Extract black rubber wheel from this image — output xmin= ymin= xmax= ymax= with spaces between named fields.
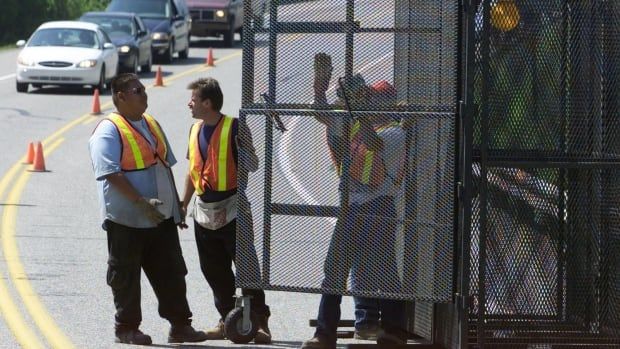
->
xmin=178 ymin=43 xmax=189 ymax=59
xmin=132 ymin=54 xmax=139 ymax=74
xmin=223 ymin=307 xmax=258 ymax=344
xmin=163 ymin=42 xmax=174 ymax=63
xmin=141 ymin=54 xmax=152 ymax=73
xmin=93 ymin=66 xmax=106 ymax=92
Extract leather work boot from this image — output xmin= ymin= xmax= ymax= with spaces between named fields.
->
xmin=254 ymin=315 xmax=272 ymax=344
xmin=168 ymin=324 xmax=208 ymax=343
xmin=205 ymin=319 xmax=226 ymax=339
xmin=300 ymin=336 xmax=336 ymax=349
xmin=115 ymin=328 xmax=152 ymax=345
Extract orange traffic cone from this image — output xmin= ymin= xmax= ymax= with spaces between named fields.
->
xmin=154 ymin=66 xmax=164 ymax=86
xmin=206 ymin=48 xmax=214 ymax=67
xmin=28 ymin=142 xmax=47 ymax=172
xmin=23 ymin=142 xmax=35 ymax=164
xmin=91 ymin=89 xmax=102 ymax=114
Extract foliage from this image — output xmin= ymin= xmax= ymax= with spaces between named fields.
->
xmin=0 ymin=0 xmax=111 ymax=45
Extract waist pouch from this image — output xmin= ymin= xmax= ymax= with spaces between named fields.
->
xmin=190 ymin=194 xmax=237 ymax=230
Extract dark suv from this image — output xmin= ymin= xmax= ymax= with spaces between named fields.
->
xmin=107 ymin=0 xmax=191 ymax=63
xmin=187 ymin=0 xmax=268 ymax=47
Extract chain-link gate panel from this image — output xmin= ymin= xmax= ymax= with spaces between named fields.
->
xmin=470 ymin=0 xmax=620 ymax=346
xmin=237 ymin=0 xmax=458 ymax=302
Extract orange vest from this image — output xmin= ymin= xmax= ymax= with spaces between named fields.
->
xmin=188 ymin=116 xmax=237 ymax=195
xmin=105 ymin=113 xmax=168 ymax=171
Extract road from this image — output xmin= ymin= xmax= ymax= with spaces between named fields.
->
xmin=0 ymin=0 xmax=404 ymax=347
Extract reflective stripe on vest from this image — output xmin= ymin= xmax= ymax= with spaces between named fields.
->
xmin=188 ymin=116 xmax=237 ymax=195
xmin=334 ymin=120 xmax=385 ymax=187
xmin=106 ymin=113 xmax=168 ymax=171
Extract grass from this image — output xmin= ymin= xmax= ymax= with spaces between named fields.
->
xmin=0 ymin=43 xmax=17 ymax=51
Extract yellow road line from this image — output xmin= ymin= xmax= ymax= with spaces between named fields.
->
xmin=2 ymin=138 xmax=73 ymax=349
xmin=0 ymin=162 xmax=44 ymax=349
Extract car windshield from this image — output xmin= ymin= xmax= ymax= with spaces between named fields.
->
xmin=28 ymin=28 xmax=99 ymax=48
xmin=82 ymin=17 xmax=134 ymax=37
xmin=107 ymin=0 xmax=171 ymax=18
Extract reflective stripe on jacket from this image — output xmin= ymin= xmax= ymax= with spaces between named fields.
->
xmin=188 ymin=116 xmax=237 ymax=195
xmin=105 ymin=113 xmax=168 ymax=171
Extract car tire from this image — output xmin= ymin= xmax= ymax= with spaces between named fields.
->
xmin=94 ymin=66 xmax=105 ymax=92
xmin=16 ymin=81 xmax=28 ymax=93
xmin=141 ymin=54 xmax=152 ymax=73
xmin=163 ymin=41 xmax=174 ymax=63
xmin=223 ymin=19 xmax=235 ymax=47
xmin=130 ymin=54 xmax=139 ymax=74
xmin=179 ymin=44 xmax=189 ymax=59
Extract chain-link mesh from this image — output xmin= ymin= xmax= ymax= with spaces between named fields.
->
xmin=470 ymin=0 xmax=620 ymax=346
xmin=237 ymin=0 xmax=457 ymax=302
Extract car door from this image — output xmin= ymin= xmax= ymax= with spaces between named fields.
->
xmin=98 ymin=29 xmax=118 ymax=78
xmin=135 ymin=17 xmax=151 ymax=64
xmin=172 ymin=0 xmax=190 ymax=50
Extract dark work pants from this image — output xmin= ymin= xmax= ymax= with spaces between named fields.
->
xmin=194 ymin=219 xmax=270 ymax=320
xmin=105 ymin=218 xmax=192 ymax=331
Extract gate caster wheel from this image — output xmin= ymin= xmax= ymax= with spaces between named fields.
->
xmin=224 ymin=306 xmax=258 ymax=344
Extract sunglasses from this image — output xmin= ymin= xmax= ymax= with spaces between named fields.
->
xmin=122 ymin=86 xmax=145 ymax=95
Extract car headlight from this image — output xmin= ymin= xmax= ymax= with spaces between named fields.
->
xmin=216 ymin=10 xmax=226 ymax=18
xmin=17 ymin=55 xmax=35 ymax=66
xmin=77 ymin=59 xmax=97 ymax=68
xmin=118 ymin=45 xmax=131 ymax=53
xmin=152 ymin=32 xmax=169 ymax=41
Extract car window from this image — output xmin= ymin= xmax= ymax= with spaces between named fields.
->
xmin=107 ymin=0 xmax=172 ymax=18
xmin=174 ymin=0 xmax=187 ymax=15
xmin=136 ymin=17 xmax=147 ymax=33
xmin=29 ymin=28 xmax=98 ymax=48
xmin=83 ymin=16 xmax=135 ymax=37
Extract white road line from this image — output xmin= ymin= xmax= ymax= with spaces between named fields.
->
xmin=0 ymin=74 xmax=16 ymax=81
xmin=277 ymin=52 xmax=394 ymax=224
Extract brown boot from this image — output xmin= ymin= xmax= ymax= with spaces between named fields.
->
xmin=254 ymin=315 xmax=272 ymax=344
xmin=300 ymin=336 xmax=336 ymax=349
xmin=205 ymin=319 xmax=226 ymax=340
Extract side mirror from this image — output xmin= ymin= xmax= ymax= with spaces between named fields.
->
xmin=172 ymin=14 xmax=184 ymax=22
xmin=138 ymin=30 xmax=147 ymax=37
xmin=103 ymin=42 xmax=115 ymax=50
xmin=16 ymin=40 xmax=26 ymax=47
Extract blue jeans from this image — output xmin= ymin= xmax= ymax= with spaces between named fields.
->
xmin=315 ymin=196 xmax=405 ymax=342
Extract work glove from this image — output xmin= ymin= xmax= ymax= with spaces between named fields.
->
xmin=135 ymin=197 xmax=165 ymax=225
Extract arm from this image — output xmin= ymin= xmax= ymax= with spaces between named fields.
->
xmin=181 ymin=173 xmax=195 ymax=210
xmin=313 ymin=53 xmax=332 ymax=125
xmin=105 ymin=172 xmax=142 ymax=202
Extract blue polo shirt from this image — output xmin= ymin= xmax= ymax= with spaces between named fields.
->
xmin=89 ymin=116 xmax=180 ymax=229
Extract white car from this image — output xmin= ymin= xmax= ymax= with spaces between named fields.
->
xmin=15 ymin=21 xmax=119 ymax=93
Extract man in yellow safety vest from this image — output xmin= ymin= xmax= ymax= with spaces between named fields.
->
xmin=89 ymin=73 xmax=208 ymax=345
